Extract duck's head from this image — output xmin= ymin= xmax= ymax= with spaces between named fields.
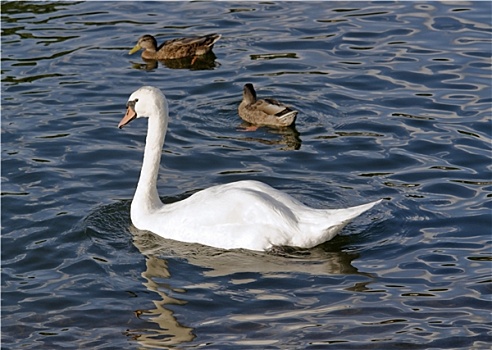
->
xmin=129 ymin=35 xmax=158 ymax=55
xmin=243 ymin=83 xmax=257 ymax=103
xmin=118 ymin=86 xmax=168 ymax=129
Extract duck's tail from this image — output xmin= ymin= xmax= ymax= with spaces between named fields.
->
xmin=204 ymin=33 xmax=222 ymax=47
xmin=277 ymin=110 xmax=298 ymax=126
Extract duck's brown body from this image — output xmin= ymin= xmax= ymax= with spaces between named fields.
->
xmin=129 ymin=34 xmax=221 ymax=60
xmin=238 ymin=83 xmax=298 ymax=127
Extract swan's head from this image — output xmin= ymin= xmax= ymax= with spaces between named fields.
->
xmin=118 ymin=86 xmax=168 ymax=129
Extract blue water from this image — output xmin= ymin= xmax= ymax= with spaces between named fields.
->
xmin=2 ymin=1 xmax=491 ymax=349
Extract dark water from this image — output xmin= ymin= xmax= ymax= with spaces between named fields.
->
xmin=2 ymin=1 xmax=491 ymax=349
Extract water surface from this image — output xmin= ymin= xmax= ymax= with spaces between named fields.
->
xmin=2 ymin=1 xmax=491 ymax=349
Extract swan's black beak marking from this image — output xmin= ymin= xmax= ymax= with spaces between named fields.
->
xmin=118 ymin=100 xmax=138 ymax=129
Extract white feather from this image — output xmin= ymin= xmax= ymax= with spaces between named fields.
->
xmin=119 ymin=86 xmax=382 ymax=251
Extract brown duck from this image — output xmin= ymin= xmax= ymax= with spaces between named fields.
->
xmin=129 ymin=33 xmax=221 ymax=60
xmin=238 ymin=83 xmax=298 ymax=127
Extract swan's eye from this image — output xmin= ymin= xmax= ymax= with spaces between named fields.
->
xmin=126 ymin=99 xmax=138 ymax=109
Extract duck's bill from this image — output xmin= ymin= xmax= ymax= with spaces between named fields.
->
xmin=128 ymin=44 xmax=141 ymax=55
xmin=118 ymin=105 xmax=137 ymax=129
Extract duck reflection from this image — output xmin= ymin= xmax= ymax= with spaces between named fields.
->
xmin=229 ymin=123 xmax=302 ymax=150
xmin=131 ymin=51 xmax=220 ymax=71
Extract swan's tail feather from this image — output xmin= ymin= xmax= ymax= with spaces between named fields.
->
xmin=295 ymin=199 xmax=383 ymax=248
xmin=336 ymin=199 xmax=383 ymax=221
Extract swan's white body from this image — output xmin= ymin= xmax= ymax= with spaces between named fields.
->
xmin=119 ymin=86 xmax=382 ymax=251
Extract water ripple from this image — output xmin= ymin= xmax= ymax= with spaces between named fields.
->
xmin=2 ymin=1 xmax=491 ymax=349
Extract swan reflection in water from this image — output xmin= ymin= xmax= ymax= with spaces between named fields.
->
xmin=124 ymin=227 xmax=195 ymax=347
xmin=84 ymin=200 xmax=374 ymax=348
xmin=125 ymin=222 xmax=373 ymax=347
xmin=130 ymin=224 xmax=368 ymax=276
xmin=127 ymin=220 xmax=370 ymax=347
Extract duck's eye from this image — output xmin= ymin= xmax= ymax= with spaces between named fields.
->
xmin=134 ymin=98 xmax=139 ymax=102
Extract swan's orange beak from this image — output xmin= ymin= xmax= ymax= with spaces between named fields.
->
xmin=118 ymin=103 xmax=137 ymax=129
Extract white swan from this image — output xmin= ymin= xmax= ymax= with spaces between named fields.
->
xmin=118 ymin=86 xmax=382 ymax=251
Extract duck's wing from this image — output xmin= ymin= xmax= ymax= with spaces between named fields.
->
xmin=256 ymin=98 xmax=296 ymax=116
xmin=158 ymin=33 xmax=221 ymax=56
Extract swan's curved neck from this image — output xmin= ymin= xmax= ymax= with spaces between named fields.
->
xmin=133 ymin=103 xmax=168 ymax=213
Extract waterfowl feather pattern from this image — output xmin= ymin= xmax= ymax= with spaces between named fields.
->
xmin=129 ymin=33 xmax=221 ymax=60
xmin=238 ymin=83 xmax=298 ymax=127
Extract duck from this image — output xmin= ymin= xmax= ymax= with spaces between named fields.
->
xmin=129 ymin=33 xmax=221 ymax=60
xmin=238 ymin=83 xmax=298 ymax=127
xmin=118 ymin=86 xmax=382 ymax=251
